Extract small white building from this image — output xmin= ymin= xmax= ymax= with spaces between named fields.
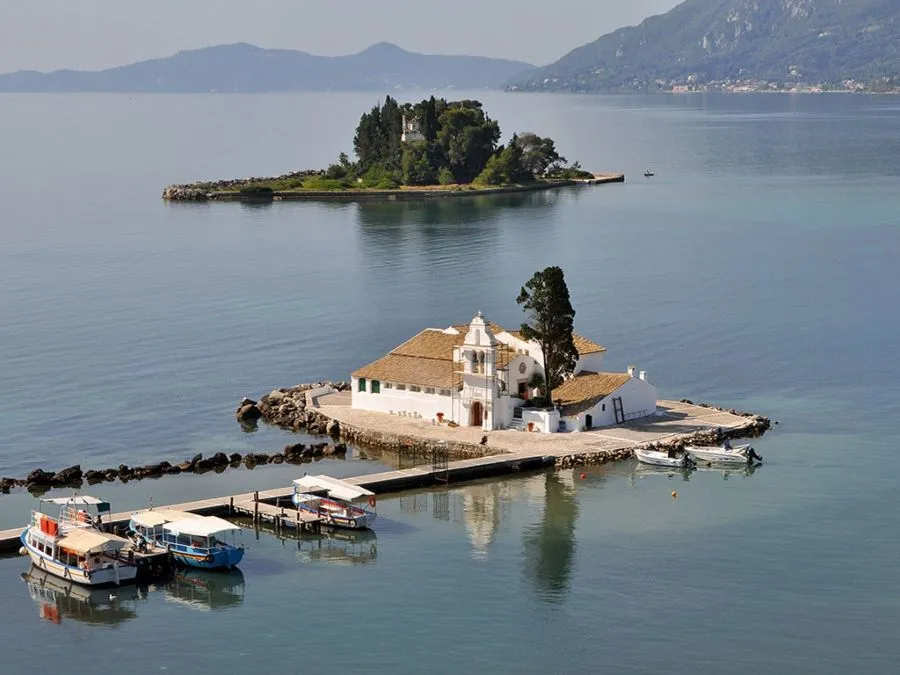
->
xmin=351 ymin=312 xmax=658 ymax=433
xmin=401 ymin=114 xmax=425 ymax=143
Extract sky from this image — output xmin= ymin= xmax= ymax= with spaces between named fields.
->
xmin=0 ymin=0 xmax=682 ymax=73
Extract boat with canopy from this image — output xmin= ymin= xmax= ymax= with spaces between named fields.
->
xmin=19 ymin=495 xmax=138 ymax=587
xmin=292 ymin=475 xmax=377 ymax=530
xmin=160 ymin=516 xmax=244 ymax=569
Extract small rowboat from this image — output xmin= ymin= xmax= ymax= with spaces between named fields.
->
xmin=685 ymin=444 xmax=761 ymax=466
xmin=635 ymin=447 xmax=691 ymax=468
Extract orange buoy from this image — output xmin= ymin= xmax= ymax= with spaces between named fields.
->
xmin=671 ymin=491 xmax=678 ymax=499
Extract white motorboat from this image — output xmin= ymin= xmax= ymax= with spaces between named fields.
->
xmin=20 ymin=496 xmax=138 ymax=587
xmin=634 ymin=447 xmax=691 ymax=468
xmin=685 ymin=443 xmax=761 ymax=466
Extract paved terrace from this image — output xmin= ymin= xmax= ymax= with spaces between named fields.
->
xmin=316 ymin=394 xmax=755 ymax=458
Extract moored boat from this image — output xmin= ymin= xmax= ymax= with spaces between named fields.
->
xmin=292 ymin=475 xmax=376 ymax=530
xmin=128 ymin=508 xmax=200 ymax=551
xmin=634 ymin=447 xmax=692 ymax=468
xmin=685 ymin=443 xmax=762 ymax=466
xmin=19 ymin=496 xmax=138 ymax=587
xmin=160 ymin=516 xmax=244 ymax=570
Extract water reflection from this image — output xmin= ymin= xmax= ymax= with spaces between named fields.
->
xmin=165 ymin=568 xmax=245 ymax=612
xmin=521 ymin=472 xmax=578 ymax=602
xmin=21 ymin=566 xmax=143 ymax=626
xmin=629 ymin=461 xmax=761 ymax=484
xmin=295 ymin=529 xmax=378 ymax=566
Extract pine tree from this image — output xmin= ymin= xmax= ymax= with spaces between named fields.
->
xmin=516 ymin=266 xmax=578 ymax=405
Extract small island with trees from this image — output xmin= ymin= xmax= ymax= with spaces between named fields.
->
xmin=162 ymin=96 xmax=623 ymax=201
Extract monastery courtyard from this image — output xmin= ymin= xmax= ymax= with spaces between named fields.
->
xmin=316 ymin=393 xmax=757 ymax=459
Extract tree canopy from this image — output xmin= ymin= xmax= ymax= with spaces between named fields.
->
xmin=342 ymin=96 xmax=582 ymax=188
xmin=516 ymin=266 xmax=578 ymax=406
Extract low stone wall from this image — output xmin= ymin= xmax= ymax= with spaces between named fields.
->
xmin=240 ymin=382 xmax=499 ymax=461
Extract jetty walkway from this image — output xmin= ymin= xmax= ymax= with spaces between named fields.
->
xmin=0 ymin=399 xmax=764 ymax=555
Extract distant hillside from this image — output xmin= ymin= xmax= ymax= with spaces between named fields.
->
xmin=508 ymin=0 xmax=900 ymax=92
xmin=0 ymin=42 xmax=534 ymax=93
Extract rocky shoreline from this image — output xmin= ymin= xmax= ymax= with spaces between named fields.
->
xmin=160 ymin=177 xmax=612 ymax=203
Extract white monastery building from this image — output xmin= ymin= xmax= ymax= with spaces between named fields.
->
xmin=351 ymin=312 xmax=658 ymax=433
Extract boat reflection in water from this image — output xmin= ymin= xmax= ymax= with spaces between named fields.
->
xmin=296 ymin=528 xmax=378 ymax=566
xmin=164 ymin=568 xmax=245 ymax=612
xmin=21 ymin=566 xmax=142 ymax=626
xmin=630 ymin=461 xmax=761 ymax=483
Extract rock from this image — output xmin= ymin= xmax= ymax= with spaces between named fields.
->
xmin=26 ymin=469 xmax=55 ymax=486
xmin=52 ymin=465 xmax=83 ymax=486
xmin=84 ymin=470 xmax=103 ymax=485
xmin=326 ymin=419 xmax=340 ymax=437
xmin=240 ymin=397 xmax=257 ymax=407
xmin=271 ymin=455 xmax=284 ymax=464
xmin=229 ymin=453 xmax=243 ymax=465
xmin=194 ymin=458 xmax=214 ymax=472
xmin=210 ymin=452 xmax=229 ymax=467
xmin=332 ymin=443 xmax=348 ymax=455
xmin=104 ymin=468 xmax=119 ymax=480
xmin=0 ymin=477 xmax=14 ymax=493
xmin=164 ymin=464 xmax=182 ymax=474
xmin=236 ymin=404 xmax=262 ymax=422
xmin=268 ymin=389 xmax=285 ymax=403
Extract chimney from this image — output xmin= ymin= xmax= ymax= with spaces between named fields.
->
xmin=627 ymin=365 xmax=636 ymax=378
xmin=639 ymin=370 xmax=647 ymax=381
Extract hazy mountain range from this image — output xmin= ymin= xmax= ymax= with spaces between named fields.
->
xmin=0 ymin=42 xmax=533 ymax=93
xmin=507 ymin=0 xmax=900 ymax=92
xmin=3 ymin=1 xmax=899 ymax=95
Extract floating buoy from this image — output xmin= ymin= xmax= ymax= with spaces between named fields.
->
xmin=580 ymin=473 xmax=586 ymax=480
xmin=671 ymin=491 xmax=677 ymax=499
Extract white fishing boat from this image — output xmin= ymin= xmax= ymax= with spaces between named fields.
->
xmin=292 ymin=475 xmax=377 ymax=530
xmin=634 ymin=447 xmax=691 ymax=468
xmin=685 ymin=443 xmax=761 ymax=466
xmin=19 ymin=496 xmax=138 ymax=587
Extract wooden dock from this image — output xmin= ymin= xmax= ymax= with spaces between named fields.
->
xmin=0 ymin=452 xmax=553 ymax=555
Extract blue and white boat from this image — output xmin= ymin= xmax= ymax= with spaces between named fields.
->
xmin=160 ymin=516 xmax=244 ymax=570
xmin=292 ymin=475 xmax=377 ymax=530
xmin=20 ymin=496 xmax=138 ymax=587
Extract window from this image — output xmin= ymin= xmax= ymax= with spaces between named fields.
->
xmin=439 ymin=389 xmax=451 ymax=397
xmin=371 ymin=380 xmax=381 ymax=394
xmin=602 ymin=404 xmax=606 ymax=411
xmin=410 ymin=385 xmax=421 ymax=393
xmin=384 ymin=382 xmax=393 ymax=389
xmin=397 ymin=384 xmax=406 ymax=391
xmin=358 ymin=378 xmax=366 ymax=392
xmin=425 ymin=387 xmax=435 ymax=394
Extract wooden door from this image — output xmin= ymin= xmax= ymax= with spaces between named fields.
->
xmin=471 ymin=401 xmax=483 ymax=427
xmin=613 ymin=397 xmax=625 ymax=424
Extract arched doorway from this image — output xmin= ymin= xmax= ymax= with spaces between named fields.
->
xmin=470 ymin=401 xmax=483 ymax=427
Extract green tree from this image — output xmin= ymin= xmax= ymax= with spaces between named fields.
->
xmin=401 ymin=142 xmax=437 ymax=186
xmin=516 ymin=266 xmax=578 ymax=405
xmin=514 ymin=133 xmax=565 ymax=177
xmin=436 ymin=104 xmax=500 ymax=183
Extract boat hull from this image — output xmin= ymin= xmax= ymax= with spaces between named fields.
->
xmin=294 ymin=498 xmax=376 ymax=530
xmin=634 ymin=449 xmax=687 ymax=468
xmin=685 ymin=445 xmax=752 ymax=466
xmin=20 ymin=530 xmax=138 ymax=587
xmin=169 ymin=545 xmax=244 ymax=570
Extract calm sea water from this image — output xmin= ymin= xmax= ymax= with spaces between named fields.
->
xmin=1 ymin=92 xmax=899 ymax=673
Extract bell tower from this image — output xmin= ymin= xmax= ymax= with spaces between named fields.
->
xmin=457 ymin=312 xmax=498 ymax=430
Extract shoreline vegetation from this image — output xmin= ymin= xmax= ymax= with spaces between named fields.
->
xmin=163 ymin=95 xmax=623 ymax=202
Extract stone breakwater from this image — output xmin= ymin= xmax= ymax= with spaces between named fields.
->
xmin=163 ymin=169 xmax=325 ymax=201
xmin=240 ymin=382 xmax=502 ymax=461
